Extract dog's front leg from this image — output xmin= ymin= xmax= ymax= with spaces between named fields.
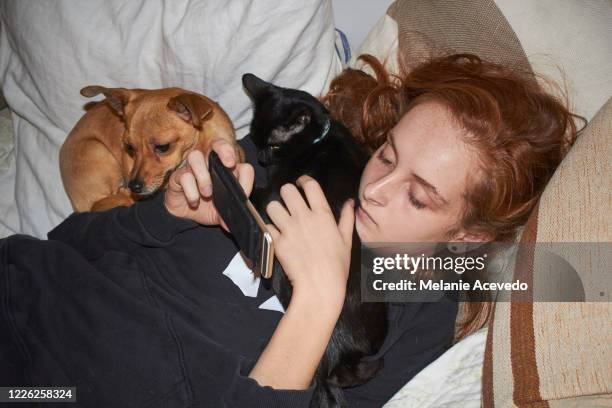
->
xmin=90 ymin=188 xmax=136 ymax=212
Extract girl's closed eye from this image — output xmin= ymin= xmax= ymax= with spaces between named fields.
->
xmin=377 ymin=146 xmax=394 ymax=167
xmin=408 ymin=191 xmax=426 ymax=209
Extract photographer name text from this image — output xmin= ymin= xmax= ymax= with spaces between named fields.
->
xmin=371 ymin=279 xmax=528 ymax=291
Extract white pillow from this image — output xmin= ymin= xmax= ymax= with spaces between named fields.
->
xmin=384 ymin=328 xmax=488 ymax=408
xmin=0 ymin=0 xmax=341 ymax=238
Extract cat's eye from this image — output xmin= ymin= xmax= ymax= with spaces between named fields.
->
xmin=155 ymin=143 xmax=170 ymax=153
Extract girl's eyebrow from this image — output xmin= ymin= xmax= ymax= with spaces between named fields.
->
xmin=388 ymin=131 xmax=449 ymax=207
xmin=413 ymin=174 xmax=449 ymax=207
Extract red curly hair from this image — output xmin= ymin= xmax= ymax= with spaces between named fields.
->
xmin=321 ymin=53 xmax=582 ymax=340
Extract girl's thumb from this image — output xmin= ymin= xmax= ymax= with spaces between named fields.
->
xmin=339 ymin=199 xmax=355 ymax=245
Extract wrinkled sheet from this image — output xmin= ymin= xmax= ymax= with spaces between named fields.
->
xmin=384 ymin=328 xmax=487 ymax=408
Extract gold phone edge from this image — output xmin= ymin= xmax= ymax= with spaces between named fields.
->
xmin=245 ymin=200 xmax=275 ymax=279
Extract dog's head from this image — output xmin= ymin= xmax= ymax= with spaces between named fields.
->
xmin=81 ymin=86 xmax=216 ymax=196
xmin=242 ymin=74 xmax=331 ymax=165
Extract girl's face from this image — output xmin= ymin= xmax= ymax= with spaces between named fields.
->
xmin=356 ymin=100 xmax=483 ymax=244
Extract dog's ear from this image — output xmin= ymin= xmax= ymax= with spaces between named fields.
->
xmin=242 ymin=73 xmax=272 ymax=100
xmin=167 ymin=93 xmax=214 ymax=130
xmin=80 ymin=86 xmax=133 ymax=117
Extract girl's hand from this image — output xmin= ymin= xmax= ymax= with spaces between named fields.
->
xmin=265 ymin=175 xmax=355 ymax=309
xmin=164 ymin=139 xmax=254 ymax=232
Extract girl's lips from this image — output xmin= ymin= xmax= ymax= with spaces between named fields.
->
xmin=357 ymin=206 xmax=377 ymax=225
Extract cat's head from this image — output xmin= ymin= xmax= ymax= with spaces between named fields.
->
xmin=242 ymin=73 xmax=331 ymax=165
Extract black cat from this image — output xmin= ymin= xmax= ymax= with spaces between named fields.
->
xmin=242 ymin=73 xmax=388 ymax=408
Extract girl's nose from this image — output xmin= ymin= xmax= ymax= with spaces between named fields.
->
xmin=363 ymin=174 xmax=395 ymax=207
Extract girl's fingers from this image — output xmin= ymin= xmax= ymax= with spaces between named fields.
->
xmin=167 ymin=166 xmax=188 ymax=193
xmin=186 ymin=149 xmax=212 ymax=197
xmin=338 ymin=199 xmax=356 ymax=247
xmin=209 ymin=138 xmax=236 ymax=168
xmin=265 ymin=200 xmax=291 ymax=230
xmin=236 ymin=163 xmax=255 ymax=196
xmin=295 ymin=175 xmax=331 ymax=214
xmin=279 ymin=182 xmax=310 ymax=216
xmin=178 ymin=168 xmax=200 ymax=207
xmin=265 ymin=223 xmax=281 ymax=242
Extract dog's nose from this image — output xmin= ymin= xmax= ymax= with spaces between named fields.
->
xmin=128 ymin=179 xmax=144 ymax=193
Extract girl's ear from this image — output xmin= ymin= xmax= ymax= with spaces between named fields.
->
xmin=457 ymin=232 xmax=492 ymax=243
xmin=447 ymin=230 xmax=494 ymax=252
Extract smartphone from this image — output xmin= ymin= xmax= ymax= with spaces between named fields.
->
xmin=208 ymin=150 xmax=274 ymax=278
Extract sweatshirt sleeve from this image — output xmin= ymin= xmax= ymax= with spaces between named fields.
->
xmin=221 ymin=357 xmax=316 ymax=408
xmin=47 ymin=190 xmax=198 ymax=260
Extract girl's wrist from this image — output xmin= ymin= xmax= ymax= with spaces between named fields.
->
xmin=290 ymin=284 xmax=346 ymax=319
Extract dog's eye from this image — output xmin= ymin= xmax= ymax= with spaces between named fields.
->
xmin=124 ymin=143 xmax=136 ymax=155
xmin=155 ymin=143 xmax=170 ymax=153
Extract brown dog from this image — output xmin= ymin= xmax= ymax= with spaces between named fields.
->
xmin=60 ymin=86 xmax=243 ymax=212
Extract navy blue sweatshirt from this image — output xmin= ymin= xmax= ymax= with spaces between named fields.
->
xmin=1 ymin=135 xmax=457 ymax=407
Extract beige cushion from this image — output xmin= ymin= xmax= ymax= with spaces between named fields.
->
xmin=350 ymin=0 xmax=533 ymax=83
xmin=350 ymin=13 xmax=400 ymax=75
xmin=483 ymin=98 xmax=612 ymax=406
xmin=387 ymin=0 xmax=532 ymax=76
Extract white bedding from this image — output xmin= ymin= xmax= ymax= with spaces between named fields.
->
xmin=0 ymin=0 xmax=342 ymax=238
xmin=384 ymin=328 xmax=487 ymax=408
xmin=0 ymin=108 xmax=11 ymax=174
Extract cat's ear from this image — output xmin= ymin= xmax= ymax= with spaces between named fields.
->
xmin=242 ymin=73 xmax=272 ymax=100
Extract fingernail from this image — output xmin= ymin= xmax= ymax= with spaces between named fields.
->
xmin=202 ymin=185 xmax=212 ymax=196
